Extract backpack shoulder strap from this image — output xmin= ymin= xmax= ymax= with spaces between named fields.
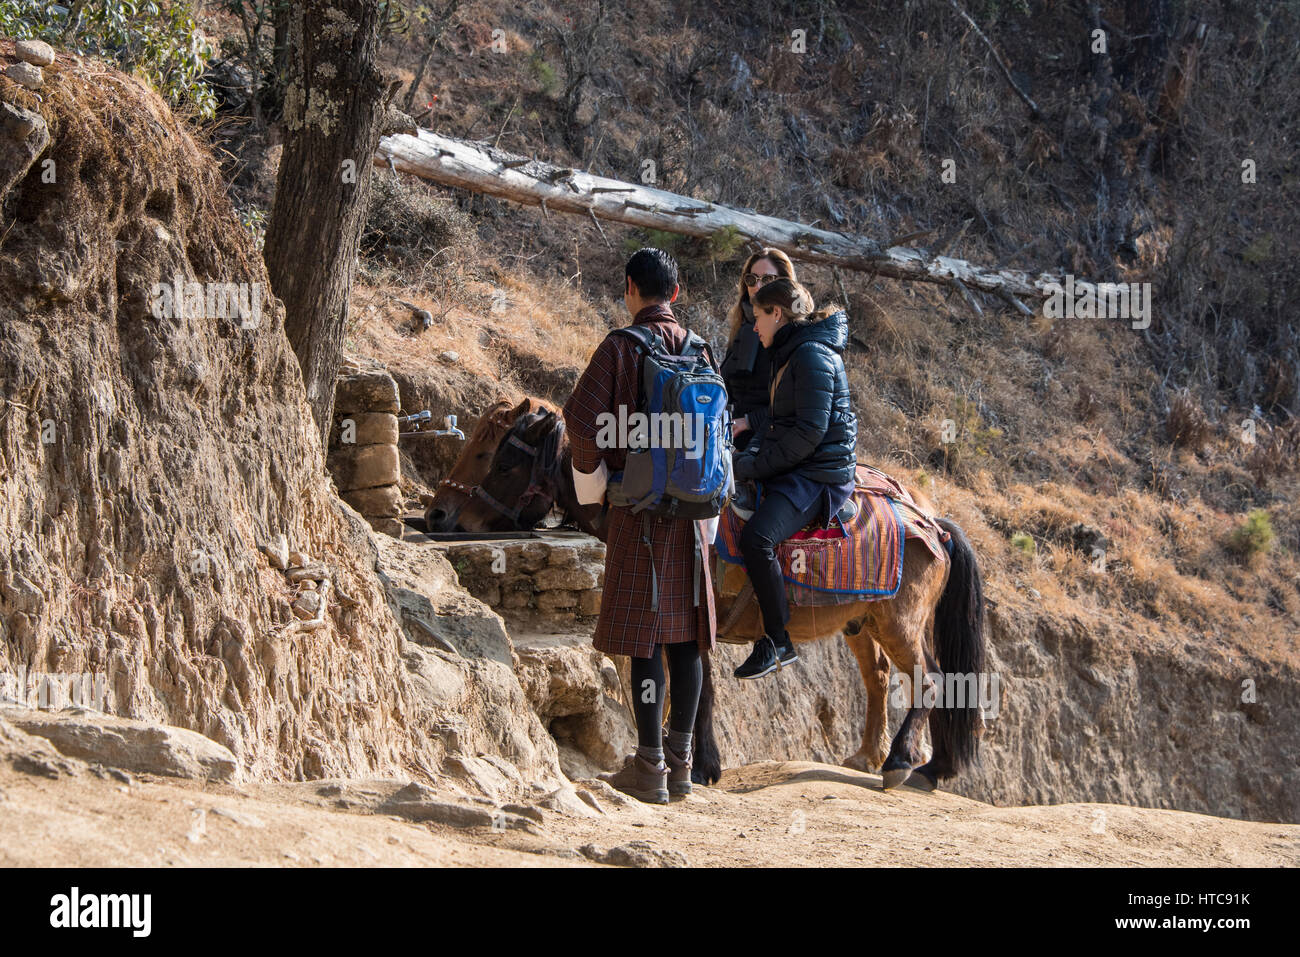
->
xmin=679 ymin=330 xmax=708 ymax=358
xmin=769 ymin=360 xmax=792 ymax=408
xmin=609 ymin=324 xmax=663 ymax=356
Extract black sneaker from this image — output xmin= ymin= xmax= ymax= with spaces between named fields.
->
xmin=733 ymin=635 xmax=779 ymax=680
xmin=775 ymin=635 xmax=799 ymax=668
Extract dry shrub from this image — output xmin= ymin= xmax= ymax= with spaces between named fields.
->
xmin=1075 ymin=383 xmax=1101 ymax=422
xmin=1166 ymin=389 xmax=1212 ymax=450
xmin=1245 ymin=420 xmax=1300 ymax=488
xmin=362 ymin=174 xmax=474 ymax=267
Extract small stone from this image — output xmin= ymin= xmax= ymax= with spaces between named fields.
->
xmin=6 ymin=62 xmax=43 ymax=90
xmin=579 ymin=841 xmax=687 ymax=868
xmin=291 ymin=590 xmax=322 ymax=620
xmin=501 ymin=803 xmax=546 ymax=824
xmin=438 ymin=350 xmax=459 ymax=364
xmin=547 ymin=546 xmax=580 ymax=569
xmin=260 ymin=534 xmax=289 ymax=570
xmin=209 ymin=806 xmax=266 ymax=828
xmin=340 ymin=484 xmax=402 ymax=518
xmin=16 ymin=39 xmax=55 ymax=66
xmin=286 ymin=563 xmax=330 ymax=584
xmin=289 ymin=549 xmax=312 ymax=567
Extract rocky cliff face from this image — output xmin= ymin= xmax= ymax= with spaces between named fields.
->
xmin=0 ymin=49 xmax=572 ymax=797
xmin=960 ymin=599 xmax=1300 ymax=824
xmin=0 ymin=53 xmax=426 ymax=779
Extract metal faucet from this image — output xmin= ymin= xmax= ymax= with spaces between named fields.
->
xmin=397 ymin=411 xmax=465 ymax=440
xmin=431 ymin=414 xmax=465 ymax=441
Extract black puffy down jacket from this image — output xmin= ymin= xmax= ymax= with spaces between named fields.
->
xmin=732 ymin=309 xmax=858 ymax=485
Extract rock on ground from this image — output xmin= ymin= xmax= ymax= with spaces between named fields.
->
xmin=2 ymin=706 xmax=239 ymax=783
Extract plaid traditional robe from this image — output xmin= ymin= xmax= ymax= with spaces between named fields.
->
xmin=562 ymin=303 xmax=718 ymax=658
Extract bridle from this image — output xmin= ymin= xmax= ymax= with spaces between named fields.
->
xmin=466 ymin=418 xmax=565 ymax=527
xmin=436 ymin=478 xmax=476 ymax=496
xmin=433 ymin=408 xmax=527 ymax=502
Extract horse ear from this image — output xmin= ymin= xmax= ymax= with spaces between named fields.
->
xmin=524 ymin=409 xmax=557 ymax=440
xmin=509 ymin=397 xmax=531 ymax=419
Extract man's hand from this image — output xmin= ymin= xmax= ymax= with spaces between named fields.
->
xmin=730 ymin=415 xmax=750 ymax=440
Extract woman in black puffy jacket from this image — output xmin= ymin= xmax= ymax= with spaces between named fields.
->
xmin=730 ymin=278 xmax=858 ymax=680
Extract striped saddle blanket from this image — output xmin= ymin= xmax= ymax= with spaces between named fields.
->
xmin=715 ymin=465 xmax=950 ymax=605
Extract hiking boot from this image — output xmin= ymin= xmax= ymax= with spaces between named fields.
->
xmin=665 ymin=744 xmax=693 ymax=797
xmin=599 ymin=753 xmax=669 ymax=805
xmin=734 ymin=635 xmax=779 ymax=679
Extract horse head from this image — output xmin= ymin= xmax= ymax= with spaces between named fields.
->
xmin=423 ymin=396 xmax=551 ymax=532
xmin=452 ymin=408 xmax=566 ymax=533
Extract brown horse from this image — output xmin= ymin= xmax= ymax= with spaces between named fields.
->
xmin=451 ymin=408 xmax=987 ymax=792
xmin=423 ymin=396 xmax=556 ymax=533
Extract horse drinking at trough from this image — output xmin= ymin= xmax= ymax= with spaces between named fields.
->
xmin=448 ymin=403 xmax=988 ymax=792
xmin=422 ymin=396 xmax=576 ymax=533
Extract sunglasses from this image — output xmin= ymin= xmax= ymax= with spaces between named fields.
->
xmin=743 ymin=273 xmax=780 ymax=288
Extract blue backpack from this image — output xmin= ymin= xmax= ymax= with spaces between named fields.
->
xmin=605 ymin=325 xmax=732 ymax=520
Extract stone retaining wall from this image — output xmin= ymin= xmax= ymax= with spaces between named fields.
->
xmin=434 ymin=536 xmax=606 ymax=621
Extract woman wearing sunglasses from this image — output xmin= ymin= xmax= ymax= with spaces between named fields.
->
xmin=719 ymin=248 xmax=798 ymax=452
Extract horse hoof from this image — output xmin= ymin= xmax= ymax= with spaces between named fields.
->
xmin=903 ymin=771 xmax=937 ymax=792
xmin=881 ymin=768 xmax=911 ymax=790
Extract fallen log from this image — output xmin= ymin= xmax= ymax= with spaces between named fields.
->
xmin=375 ymin=129 xmax=1060 ymax=304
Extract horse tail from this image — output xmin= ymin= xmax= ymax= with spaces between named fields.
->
xmin=692 ymin=648 xmax=722 ymax=785
xmin=930 ymin=518 xmax=987 ymax=777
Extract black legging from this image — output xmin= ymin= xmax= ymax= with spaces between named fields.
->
xmin=738 ymin=489 xmax=823 ymax=642
xmin=629 ymin=642 xmax=703 ymax=748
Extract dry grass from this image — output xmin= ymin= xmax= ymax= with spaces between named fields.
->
xmin=309 ymin=1 xmax=1300 ymax=671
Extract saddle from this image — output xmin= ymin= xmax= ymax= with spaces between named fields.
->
xmin=714 ymin=465 xmax=952 ymax=640
xmin=728 ymin=481 xmax=859 ymax=531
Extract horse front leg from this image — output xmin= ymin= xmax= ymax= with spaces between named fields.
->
xmin=842 ymin=625 xmax=891 ymax=772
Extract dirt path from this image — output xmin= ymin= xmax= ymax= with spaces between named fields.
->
xmin=2 ymin=759 xmax=1295 ymax=867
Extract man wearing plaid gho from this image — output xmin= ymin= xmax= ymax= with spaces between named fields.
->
xmin=562 ymin=248 xmax=719 ymax=804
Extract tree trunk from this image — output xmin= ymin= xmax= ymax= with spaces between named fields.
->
xmin=374 ymin=129 xmax=1065 ymax=305
xmin=264 ymin=0 xmax=391 ymax=444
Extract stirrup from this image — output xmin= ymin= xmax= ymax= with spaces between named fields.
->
xmin=729 ymin=481 xmax=757 ymax=521
xmin=835 ymin=497 xmax=858 ymax=525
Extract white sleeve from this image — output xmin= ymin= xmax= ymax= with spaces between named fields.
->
xmin=702 ymin=515 xmax=720 ymax=545
xmin=571 ymin=459 xmax=609 ymax=505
